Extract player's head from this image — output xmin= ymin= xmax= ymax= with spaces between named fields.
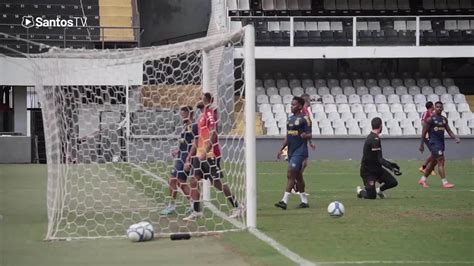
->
xmin=291 ymin=96 xmax=304 ymax=114
xmin=425 ymin=101 xmax=434 ymax=111
xmin=202 ymin=92 xmax=214 ymax=106
xmin=180 ymin=106 xmax=194 ymax=123
xmin=301 ymin=93 xmax=310 ymax=107
xmin=371 ymin=117 xmax=383 ymax=134
xmin=434 ymin=101 xmax=443 ymax=115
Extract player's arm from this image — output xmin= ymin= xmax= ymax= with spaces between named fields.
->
xmin=300 ymin=116 xmax=312 ymax=140
xmin=373 ymin=138 xmax=400 ymax=172
xmin=277 ymin=136 xmax=288 ymax=159
xmin=419 ymin=117 xmax=432 ymax=152
xmin=445 ymin=118 xmax=461 ymax=143
xmin=206 ymin=112 xmax=218 ymax=154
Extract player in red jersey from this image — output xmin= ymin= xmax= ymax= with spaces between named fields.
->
xmin=419 ymin=101 xmax=436 ymax=177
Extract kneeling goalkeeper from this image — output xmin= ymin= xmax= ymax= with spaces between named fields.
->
xmin=357 ymin=117 xmax=401 ymax=199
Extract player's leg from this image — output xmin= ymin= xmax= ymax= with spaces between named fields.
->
xmin=183 ymin=157 xmax=203 ymax=221
xmin=419 ymin=143 xmax=439 ymax=188
xmin=161 ymin=160 xmax=182 ymax=215
xmin=208 ymin=158 xmax=242 ymax=218
xmin=419 ymin=139 xmax=436 ymax=175
xmin=376 ymin=169 xmax=398 ymax=198
xmin=294 ymin=156 xmax=308 ymax=208
xmin=437 ymin=154 xmax=454 ymax=188
xmin=357 ymin=174 xmax=377 ymax=199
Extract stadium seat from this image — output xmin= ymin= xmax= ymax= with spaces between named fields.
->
xmin=322 ymin=94 xmax=335 ymax=104
xmin=421 ymin=86 xmax=434 ymax=95
xmin=264 ymin=79 xmax=276 ymax=88
xmin=347 ymin=94 xmax=360 ymax=104
xmin=344 ymin=86 xmax=356 ymax=95
xmin=351 ymin=103 xmax=364 ymax=113
xmin=276 ymin=79 xmax=289 ymax=88
xmin=256 ymin=86 xmax=266 ymax=96
xmin=331 ymin=86 xmax=344 ymax=95
xmin=414 ymin=94 xmax=426 ymax=104
xmin=302 ymin=79 xmax=314 ymax=88
xmin=390 ymin=126 xmax=403 ymax=135
xmin=256 ymin=79 xmax=263 ymax=87
xmin=443 ymin=78 xmax=455 ymax=87
xmin=447 ymin=85 xmax=460 ymax=94
xmin=390 ymin=103 xmax=403 ymax=112
xmin=434 ymin=86 xmax=447 ymax=95
xmin=259 ymin=103 xmax=272 ymax=113
xmin=340 ymin=78 xmax=352 ymax=88
xmin=314 ymin=79 xmax=327 ymax=88
xmin=328 ymin=79 xmax=340 ymax=88
xmin=311 ymin=103 xmax=325 ymax=113
xmin=453 ymin=94 xmax=467 ymax=104
xmin=293 ymin=87 xmax=305 ymax=96
xmin=391 ymin=78 xmax=403 ymax=87
xmin=374 ymin=95 xmax=387 ymax=104
xmin=381 ymin=112 xmax=393 ymax=121
xmin=320 ymin=126 xmax=334 ymax=135
xmin=416 ymin=103 xmax=427 ymax=112
xmin=461 ymin=111 xmax=473 ymax=120
xmin=289 ymin=79 xmax=301 ymax=88
xmin=267 ymin=87 xmax=279 ymax=96
xmin=279 ymin=87 xmax=292 ymax=96
xmin=404 ymin=103 xmax=417 ymax=112
xmin=357 ymin=86 xmax=369 ymax=95
xmin=440 ymin=93 xmax=453 ymax=103
xmin=401 ymin=94 xmax=414 ymax=104
xmin=406 ymin=111 xmax=420 ymax=121
xmin=272 ymin=103 xmax=285 ymax=113
xmin=306 ymin=87 xmax=318 ymax=95
xmin=282 ymin=94 xmax=294 ymax=104
xmin=396 ymin=86 xmax=408 ymax=95
xmin=335 ymin=94 xmax=348 ymax=103
xmin=378 ymin=79 xmax=390 ymax=88
xmin=367 ymin=112 xmax=382 ymax=120
xmin=417 ymin=78 xmax=429 ymax=87
xmin=448 ymin=111 xmax=461 ymax=121
xmin=340 ymin=111 xmax=353 ymax=121
xmin=404 ymin=79 xmax=417 ymax=87
xmin=382 ymin=86 xmax=395 ymax=95
xmin=377 ymin=103 xmax=390 ymax=113
xmin=334 ymin=126 xmax=348 ymax=135
xmin=408 ymin=86 xmax=421 ymax=95
xmin=366 ymin=79 xmax=378 ymax=88
xmin=386 ymin=119 xmax=399 ymax=129
xmin=270 ymin=95 xmax=283 ymax=104
xmin=325 ymin=103 xmax=338 ymax=113
xmin=403 ymin=126 xmax=416 ymax=135
xmin=369 ymin=86 xmax=382 ymax=95
xmin=468 ymin=118 xmax=474 ymax=128
xmin=393 ymin=111 xmax=406 ymax=121
xmin=318 ymin=87 xmax=331 ymax=95
xmin=457 ymin=103 xmax=471 ymax=112
xmin=364 ymin=103 xmax=377 ymax=113
xmin=353 ymin=79 xmax=365 ymax=88
xmin=361 ymin=94 xmax=374 ymax=104
xmin=354 ymin=111 xmax=367 ymax=121
xmin=427 ymin=94 xmax=439 ymax=102
xmin=330 ymin=113 xmax=342 ymax=122
xmin=257 ymin=94 xmax=270 ymax=104
xmin=387 ymin=94 xmax=401 ymax=104
xmin=430 ymin=78 xmax=442 ymax=87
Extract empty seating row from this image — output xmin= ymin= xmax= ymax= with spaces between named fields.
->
xmin=257 ymin=77 xmax=458 ymax=89
xmin=0 ymin=3 xmax=99 ymax=16
xmin=260 ymin=71 xmax=456 ymax=80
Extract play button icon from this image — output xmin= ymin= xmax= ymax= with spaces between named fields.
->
xmin=22 ymin=15 xmax=35 ymax=28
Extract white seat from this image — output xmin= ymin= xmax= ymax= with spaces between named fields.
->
xmin=369 ymin=86 xmax=382 ymax=95
xmin=264 ymin=79 xmax=276 ymax=88
xmin=269 ymin=94 xmax=282 ymax=104
xmin=354 ymin=111 xmax=367 ymax=121
xmin=374 ymin=94 xmax=387 ymax=104
xmin=314 ymin=79 xmax=327 ymax=88
xmin=276 ymin=79 xmax=289 ymax=88
xmin=395 ymin=86 xmax=408 ymax=95
xmin=401 ymin=94 xmax=413 ymax=104
xmin=258 ymin=103 xmax=271 ymax=113
xmin=340 ymin=112 xmax=353 ymax=121
xmin=457 ymin=126 xmax=471 ymax=136
xmin=311 ymin=103 xmax=325 ymax=113
xmin=266 ymin=126 xmax=280 ymax=136
xmin=391 ymin=78 xmax=403 ymax=87
xmin=417 ymin=78 xmax=429 ymax=87
xmin=305 ymin=21 xmax=318 ymax=31
xmin=408 ymin=86 xmax=421 ymax=95
xmin=256 ymin=79 xmax=264 ymax=87
xmin=361 ymin=94 xmax=374 ymax=104
xmin=322 ymin=94 xmax=335 ymax=104
xmin=364 ymin=103 xmax=377 ymax=113
xmin=390 ymin=126 xmax=403 ymax=136
xmin=292 ymin=87 xmax=305 ymax=96
xmin=340 ymin=79 xmax=352 ymax=88
xmin=393 ymin=112 xmax=406 ymax=121
xmin=325 ymin=104 xmax=337 ymax=113
xmin=302 ymin=79 xmax=314 ymax=88
xmin=348 ymin=94 xmax=361 ymax=104
xmin=461 ymin=111 xmax=473 ymax=120
xmin=275 ymin=111 xmax=287 ymax=120
xmin=314 ymin=112 xmax=327 ymax=120
xmin=257 ymin=94 xmax=269 ymax=104
xmin=351 ymin=103 xmax=364 ymax=113
xmin=289 ymin=79 xmax=302 ymax=88
xmin=416 ymin=103 xmax=426 ymax=113
xmin=312 ymin=123 xmax=320 ymax=135
xmin=404 ymin=103 xmax=417 ymax=113
xmin=378 ymin=79 xmax=390 ymax=88
xmin=319 ymin=119 xmax=332 ymax=128
xmin=453 ymin=94 xmax=466 ymax=104
xmin=320 ymin=126 xmax=334 ymax=135
xmin=427 ymin=94 xmax=439 ymax=103
xmin=404 ymin=78 xmax=416 ymax=87
xmin=334 ymin=126 xmax=348 ymax=135
xmin=454 ymin=118 xmax=468 ymax=128
xmin=421 ymin=86 xmax=434 ymax=95
xmin=366 ymin=79 xmax=378 ymax=88
xmin=386 ymin=120 xmax=399 ymax=129
xmin=305 ymin=87 xmax=318 ymax=95
xmin=414 ymin=94 xmax=426 ymax=104
xmin=285 ymin=103 xmax=292 ymax=113
xmin=331 ymin=86 xmax=344 ymax=95
xmin=447 ymin=111 xmax=460 ymax=121
xmin=318 ymin=87 xmax=330 ymax=95
xmin=443 ymin=78 xmax=455 ymax=87
xmin=434 ymin=86 xmax=447 ymax=95
xmin=406 ymin=111 xmax=420 ymax=121
xmin=429 ymin=78 xmax=442 ymax=88
xmin=256 ymin=86 xmax=267 ymax=96
xmin=282 ymin=94 xmax=294 ymax=104
xmin=353 ymin=79 xmax=365 ymax=88
xmin=367 ymin=112 xmax=382 ymax=120
xmin=387 ymin=94 xmax=400 ymax=104
xmin=333 ymin=119 xmax=345 ymax=129
xmin=403 ymin=126 xmax=417 ymax=135
xmin=338 ymin=103 xmax=351 ymax=113
xmin=390 ymin=103 xmax=403 ymax=113
xmin=377 ymin=103 xmax=390 ymax=113
xmin=327 ymin=112 xmax=341 ymax=121
xmin=328 ymin=79 xmax=340 ymax=88
xmin=447 ymin=85 xmax=460 ymax=95
xmin=279 ymin=87 xmax=292 ymax=96
xmin=261 ymin=111 xmax=274 ymax=123
xmin=335 ymin=94 xmax=348 ymax=104
xmin=458 ymin=103 xmax=471 ymax=112
xmin=381 ymin=112 xmax=393 ymax=121
xmin=272 ymin=103 xmax=285 ymax=113
xmin=359 ymin=118 xmax=371 ymax=129
xmin=343 ymin=86 xmax=356 ymax=95
xmin=266 ymin=86 xmax=279 ymax=96
xmin=400 ymin=119 xmax=413 ymax=128
xmin=440 ymin=93 xmax=453 ymax=103
xmin=468 ymin=118 xmax=474 ymax=128
xmin=357 ymin=86 xmax=369 ymax=95
xmin=382 ymin=86 xmax=395 ymax=96
xmin=348 ymin=126 xmax=361 ymax=135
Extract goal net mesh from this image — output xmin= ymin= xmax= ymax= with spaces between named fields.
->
xmin=32 ymin=29 xmax=249 ymax=240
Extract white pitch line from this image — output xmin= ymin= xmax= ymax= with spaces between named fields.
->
xmin=132 ymin=164 xmax=317 ymax=266
xmin=318 ymin=261 xmax=474 ymax=265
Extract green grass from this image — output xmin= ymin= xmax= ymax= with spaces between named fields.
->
xmin=1 ymin=160 xmax=473 ymax=265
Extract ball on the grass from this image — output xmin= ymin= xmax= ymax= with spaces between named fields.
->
xmin=138 ymin=221 xmax=154 ymax=241
xmin=127 ymin=223 xmax=145 ymax=242
xmin=327 ymin=201 xmax=345 ymax=218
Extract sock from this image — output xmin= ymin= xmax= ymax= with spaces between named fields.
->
xmin=420 ymin=176 xmax=427 ymax=182
xmin=282 ymin=192 xmax=290 ymax=204
xmin=376 ymin=187 xmax=382 ymax=194
xmin=422 ymin=164 xmax=426 ymax=169
xmin=441 ymin=178 xmax=448 ymax=185
xmin=299 ymin=192 xmax=308 ymax=204
xmin=227 ymin=196 xmax=238 ymax=208
xmin=168 ymin=201 xmax=176 ymax=209
xmin=193 ymin=201 xmax=200 ymax=212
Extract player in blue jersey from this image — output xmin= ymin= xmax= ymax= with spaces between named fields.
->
xmin=161 ymin=106 xmax=198 ymax=215
xmin=275 ymin=96 xmax=312 ymax=210
xmin=418 ymin=101 xmax=460 ymax=188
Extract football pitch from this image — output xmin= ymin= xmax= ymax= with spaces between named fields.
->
xmin=1 ymin=160 xmax=473 ymax=266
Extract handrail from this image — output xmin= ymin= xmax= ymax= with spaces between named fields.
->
xmin=150 ymin=31 xmax=208 ymax=46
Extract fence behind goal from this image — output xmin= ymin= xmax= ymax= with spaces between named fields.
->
xmin=32 ymin=26 xmax=255 ymax=240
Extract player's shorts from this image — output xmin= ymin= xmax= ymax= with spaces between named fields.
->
xmin=429 ymin=142 xmax=445 ymax=159
xmin=423 ymin=138 xmax=430 ymax=147
xmin=288 ymin=155 xmax=306 ymax=171
xmin=191 ymin=157 xmax=223 ymax=180
xmin=171 ymin=158 xmax=190 ymax=182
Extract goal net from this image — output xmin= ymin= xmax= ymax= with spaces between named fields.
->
xmin=32 ymin=27 xmax=255 ymax=240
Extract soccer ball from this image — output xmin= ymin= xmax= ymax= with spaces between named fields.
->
xmin=327 ymin=201 xmax=345 ymax=218
xmin=127 ymin=221 xmax=154 ymax=242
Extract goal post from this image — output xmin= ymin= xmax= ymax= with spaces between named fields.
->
xmin=33 ymin=26 xmax=255 ymax=240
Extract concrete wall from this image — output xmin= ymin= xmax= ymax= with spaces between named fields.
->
xmin=0 ymin=136 xmax=31 ymax=163
xmin=257 ymin=136 xmax=474 ymax=161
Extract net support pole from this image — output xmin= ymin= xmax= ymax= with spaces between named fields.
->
xmin=125 ymin=84 xmax=130 ymax=163
xmin=202 ymin=50 xmax=212 ymax=202
xmin=244 ymin=25 xmax=256 ymax=228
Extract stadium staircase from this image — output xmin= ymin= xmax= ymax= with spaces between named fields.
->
xmin=99 ymin=0 xmax=134 ymax=42
xmin=466 ymin=95 xmax=474 ymax=111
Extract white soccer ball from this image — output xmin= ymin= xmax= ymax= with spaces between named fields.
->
xmin=127 ymin=223 xmax=145 ymax=242
xmin=327 ymin=201 xmax=345 ymax=218
xmin=137 ymin=221 xmax=154 ymax=241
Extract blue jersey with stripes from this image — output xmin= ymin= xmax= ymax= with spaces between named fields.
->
xmin=286 ymin=113 xmax=312 ymax=158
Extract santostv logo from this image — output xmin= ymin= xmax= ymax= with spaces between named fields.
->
xmin=22 ymin=15 xmax=35 ymax=28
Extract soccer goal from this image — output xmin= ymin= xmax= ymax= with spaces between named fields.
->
xmin=33 ymin=26 xmax=255 ymax=240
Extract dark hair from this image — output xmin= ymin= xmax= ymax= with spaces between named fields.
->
xmin=435 ymin=101 xmax=443 ymax=106
xmin=180 ymin=105 xmax=194 ymax=115
xmin=371 ymin=117 xmax=382 ymax=130
xmin=203 ymin=92 xmax=214 ymax=103
xmin=292 ymin=96 xmax=305 ymax=107
xmin=425 ymin=101 xmax=433 ymax=109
